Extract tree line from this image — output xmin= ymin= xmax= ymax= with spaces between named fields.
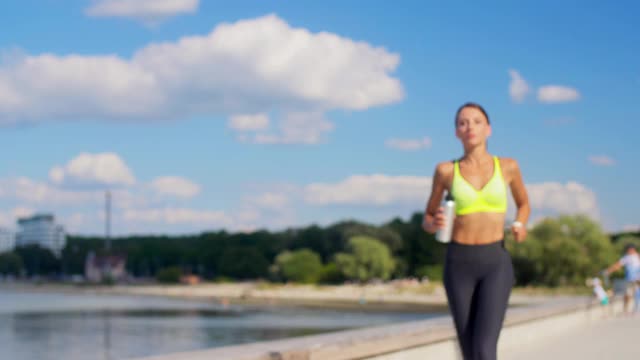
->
xmin=0 ymin=213 xmax=637 ymax=287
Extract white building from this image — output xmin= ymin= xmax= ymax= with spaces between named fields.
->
xmin=0 ymin=228 xmax=15 ymax=253
xmin=15 ymin=214 xmax=66 ymax=257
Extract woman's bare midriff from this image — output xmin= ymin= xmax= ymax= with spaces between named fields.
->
xmin=451 ymin=212 xmax=505 ymax=244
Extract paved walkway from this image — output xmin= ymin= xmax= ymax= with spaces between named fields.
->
xmin=504 ymin=313 xmax=640 ymax=360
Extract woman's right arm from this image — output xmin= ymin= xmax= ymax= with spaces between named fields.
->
xmin=422 ymin=162 xmax=450 ymax=233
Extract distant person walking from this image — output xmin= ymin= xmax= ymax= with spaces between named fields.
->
xmin=603 ymin=243 xmax=640 ymax=314
xmin=422 ymin=103 xmax=530 ymax=360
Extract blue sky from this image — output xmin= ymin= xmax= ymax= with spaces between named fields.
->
xmin=0 ymin=0 xmax=637 ymax=235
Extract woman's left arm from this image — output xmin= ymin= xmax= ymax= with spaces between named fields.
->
xmin=506 ymin=158 xmax=530 ymax=242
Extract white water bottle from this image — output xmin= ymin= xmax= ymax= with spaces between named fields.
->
xmin=436 ymin=193 xmax=455 ymax=243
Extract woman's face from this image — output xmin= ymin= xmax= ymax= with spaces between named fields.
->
xmin=455 ymin=106 xmax=491 ymax=147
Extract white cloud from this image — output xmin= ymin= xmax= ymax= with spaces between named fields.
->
xmin=622 ymin=224 xmax=640 ymax=232
xmin=63 ymin=213 xmax=93 ymax=233
xmin=50 ymin=152 xmax=136 ymax=186
xmin=249 ymin=192 xmax=289 ymax=211
xmin=108 ymin=188 xmax=149 ymax=209
xmin=117 ymin=206 xmax=275 ymax=234
xmin=0 ymin=177 xmax=102 ymax=205
xmin=0 ymin=54 xmax=163 ymax=122
xmin=86 ymin=0 xmax=199 ymax=24
xmin=0 ymin=213 xmax=11 ymax=228
xmin=236 ymin=209 xmax=262 ymax=224
xmin=303 ymin=174 xmax=600 ymax=224
xmin=150 ymin=176 xmax=201 ymax=198
xmin=588 ymin=155 xmax=615 ymax=166
xmin=524 ymin=181 xmax=599 ymax=219
xmin=0 ymin=14 xmax=403 ymax=137
xmin=0 ymin=207 xmax=35 ymax=227
xmin=305 ymin=174 xmax=431 ymax=206
xmin=508 ymin=69 xmax=530 ymax=103
xmin=228 ymin=113 xmax=269 ymax=131
xmin=12 ymin=206 xmax=35 ymax=219
xmin=238 ymin=111 xmax=335 ymax=145
xmin=537 ymin=85 xmax=580 ymax=103
xmin=123 ymin=208 xmax=232 ymax=226
xmin=49 ymin=166 xmax=65 ymax=184
xmin=385 ymin=137 xmax=431 ymax=151
xmin=235 ymin=185 xmax=298 ymax=230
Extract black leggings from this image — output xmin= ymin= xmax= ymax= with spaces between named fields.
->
xmin=443 ymin=240 xmax=514 ymax=360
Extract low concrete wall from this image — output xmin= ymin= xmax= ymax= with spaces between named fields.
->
xmin=133 ymin=297 xmax=618 ymax=360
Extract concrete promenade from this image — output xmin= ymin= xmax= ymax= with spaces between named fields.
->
xmin=504 ymin=313 xmax=640 ymax=360
xmin=365 ymin=300 xmax=631 ymax=360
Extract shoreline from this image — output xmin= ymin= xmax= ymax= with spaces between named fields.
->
xmin=0 ymin=281 xmax=584 ymax=312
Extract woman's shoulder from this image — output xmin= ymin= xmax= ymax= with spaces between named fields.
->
xmin=434 ymin=160 xmax=455 ymax=177
xmin=496 ymin=156 xmax=520 ymax=173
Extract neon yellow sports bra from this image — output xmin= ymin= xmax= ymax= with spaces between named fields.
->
xmin=450 ymin=156 xmax=507 ymax=215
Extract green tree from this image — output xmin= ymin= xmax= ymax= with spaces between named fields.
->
xmin=334 ymin=236 xmax=395 ymax=282
xmin=0 ymin=252 xmax=23 ymax=276
xmin=507 ymin=215 xmax=616 ymax=286
xmin=387 ymin=213 xmax=446 ymax=277
xmin=274 ymin=248 xmax=323 ymax=283
xmin=156 ymin=266 xmax=182 ymax=283
xmin=289 ymin=224 xmax=344 ymax=263
xmin=612 ymin=235 xmax=640 ymax=255
xmin=415 ymin=264 xmax=443 ymax=281
xmin=339 ymin=222 xmax=404 ymax=253
xmin=217 ymin=247 xmax=269 ymax=279
xmin=15 ymin=245 xmax=60 ymax=276
xmin=317 ymin=262 xmax=344 ymax=284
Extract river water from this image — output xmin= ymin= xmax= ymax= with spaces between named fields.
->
xmin=0 ymin=289 xmax=446 ymax=359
